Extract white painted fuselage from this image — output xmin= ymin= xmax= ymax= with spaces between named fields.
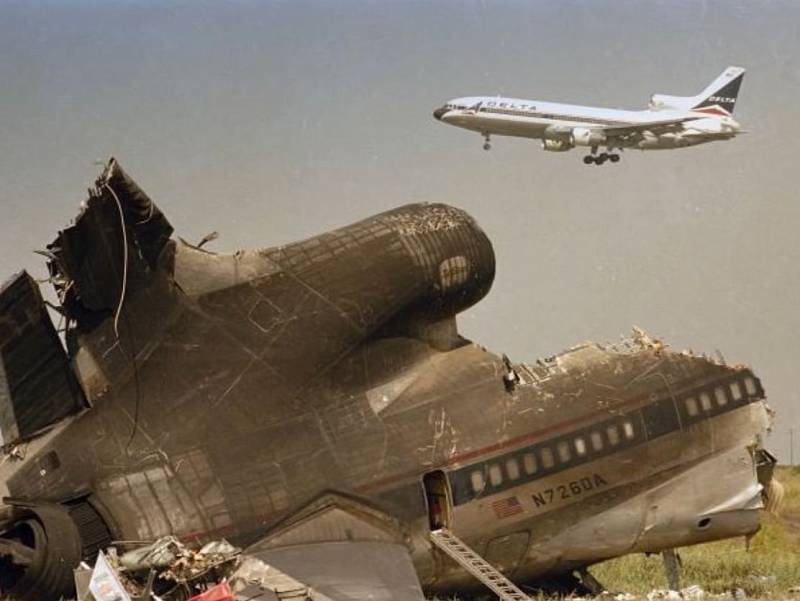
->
xmin=435 ymin=97 xmax=739 ymax=150
xmin=433 ymin=67 xmax=746 ymax=162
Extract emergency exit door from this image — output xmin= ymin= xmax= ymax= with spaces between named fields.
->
xmin=423 ymin=470 xmax=453 ymax=530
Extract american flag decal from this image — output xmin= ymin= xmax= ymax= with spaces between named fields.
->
xmin=492 ymin=496 xmax=523 ymax=519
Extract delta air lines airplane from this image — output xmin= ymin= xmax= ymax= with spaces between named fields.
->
xmin=433 ymin=67 xmax=745 ymax=165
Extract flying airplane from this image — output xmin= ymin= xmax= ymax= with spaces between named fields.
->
xmin=433 ymin=66 xmax=745 ymax=164
xmin=0 ymin=160 xmax=777 ymax=601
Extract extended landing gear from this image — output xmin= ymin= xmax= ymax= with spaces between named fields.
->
xmin=482 ymin=133 xmax=491 ymax=151
xmin=662 ymin=548 xmax=682 ymax=591
xmin=577 ymin=567 xmax=606 ymax=596
xmin=583 ymin=152 xmax=621 ymax=165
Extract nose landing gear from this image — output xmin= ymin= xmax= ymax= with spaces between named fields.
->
xmin=583 ymin=151 xmax=620 ymax=165
xmin=482 ymin=133 xmax=491 ymax=151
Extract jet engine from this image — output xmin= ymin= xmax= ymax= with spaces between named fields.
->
xmin=541 ymin=139 xmax=573 ymax=152
xmin=0 ymin=505 xmax=82 ymax=601
xmin=0 ymin=501 xmax=113 ymax=601
xmin=571 ymin=127 xmax=607 ymax=147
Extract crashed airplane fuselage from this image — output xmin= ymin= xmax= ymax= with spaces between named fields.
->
xmin=0 ymin=160 xmax=776 ymax=601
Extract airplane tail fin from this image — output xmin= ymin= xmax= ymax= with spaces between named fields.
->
xmin=690 ymin=66 xmax=746 ymax=115
xmin=649 ymin=66 xmax=745 ymax=115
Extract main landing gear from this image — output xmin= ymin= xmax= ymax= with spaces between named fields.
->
xmin=482 ymin=133 xmax=491 ymax=151
xmin=583 ymin=152 xmax=620 ymax=165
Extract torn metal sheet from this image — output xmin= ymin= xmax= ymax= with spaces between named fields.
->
xmin=0 ymin=272 xmax=86 ymax=447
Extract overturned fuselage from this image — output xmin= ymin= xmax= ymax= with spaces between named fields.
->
xmin=0 ymin=160 xmax=775 ymax=601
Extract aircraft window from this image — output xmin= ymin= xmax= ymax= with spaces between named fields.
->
xmin=714 ymin=387 xmax=727 ymax=408
xmin=700 ymin=391 xmax=713 ymax=411
xmin=744 ymin=377 xmax=758 ymax=395
xmin=730 ymin=381 xmax=743 ymax=401
xmin=471 ymin=470 xmax=485 ymax=493
xmin=523 ymin=452 xmax=538 ymax=474
xmin=506 ymin=458 xmax=520 ymax=480
xmin=489 ymin=464 xmax=503 ymax=486
xmin=607 ymin=425 xmax=620 ymax=446
xmin=686 ymin=397 xmax=699 ymax=417
xmin=575 ymin=437 xmax=587 ymax=456
xmin=590 ymin=431 xmax=604 ymax=451
xmin=623 ymin=421 xmax=635 ymax=440
xmin=541 ymin=447 xmax=555 ymax=469
xmin=557 ymin=441 xmax=571 ymax=463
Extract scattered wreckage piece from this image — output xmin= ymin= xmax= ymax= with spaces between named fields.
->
xmin=73 ymin=535 xmax=334 ymax=601
xmin=0 ymin=159 xmax=779 ymax=601
xmin=0 ymin=271 xmax=86 ymax=447
xmin=242 ymin=493 xmax=425 ymax=601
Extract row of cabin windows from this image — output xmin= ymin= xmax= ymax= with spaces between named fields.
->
xmin=470 ymin=419 xmax=637 ymax=493
xmin=684 ymin=377 xmax=756 ymax=418
xmin=479 ymin=106 xmax=623 ymax=126
xmin=468 ymin=377 xmax=758 ymax=494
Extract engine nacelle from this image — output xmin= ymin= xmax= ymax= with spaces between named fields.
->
xmin=0 ymin=505 xmax=82 ymax=601
xmin=571 ymin=127 xmax=607 ymax=147
xmin=541 ymin=139 xmax=573 ymax=152
xmin=0 ymin=500 xmax=113 ymax=601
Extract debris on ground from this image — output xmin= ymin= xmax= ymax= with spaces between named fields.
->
xmin=76 ymin=539 xmax=799 ymax=601
xmin=646 ymin=590 xmax=682 ymax=601
xmin=119 ymin=537 xmax=184 ymax=572
xmin=682 ymin=585 xmax=705 ymax=599
xmin=186 ymin=582 xmax=236 ymax=601
xmin=161 ymin=539 xmax=240 ymax=584
xmin=87 ymin=551 xmax=134 ymax=601
xmin=75 ymin=539 xmax=320 ymax=601
xmin=229 ymin=556 xmax=315 ymax=599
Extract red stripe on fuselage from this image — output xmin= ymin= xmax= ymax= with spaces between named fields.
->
xmin=692 ymin=106 xmax=730 ymax=117
xmin=355 ymin=386 xmax=666 ymax=494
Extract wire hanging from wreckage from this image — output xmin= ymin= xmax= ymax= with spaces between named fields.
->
xmin=103 ymin=179 xmax=144 ymax=450
xmin=104 ymin=183 xmax=129 ymax=341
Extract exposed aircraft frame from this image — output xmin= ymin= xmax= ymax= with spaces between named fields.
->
xmin=0 ymin=160 xmax=777 ymax=601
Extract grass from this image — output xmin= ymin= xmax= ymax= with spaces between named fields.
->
xmin=591 ymin=466 xmax=800 ymax=597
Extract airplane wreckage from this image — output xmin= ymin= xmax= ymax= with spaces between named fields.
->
xmin=0 ymin=159 xmax=779 ymax=601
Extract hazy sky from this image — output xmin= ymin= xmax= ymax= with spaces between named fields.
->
xmin=1 ymin=0 xmax=798 ymax=459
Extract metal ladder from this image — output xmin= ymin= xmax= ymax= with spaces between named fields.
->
xmin=430 ymin=528 xmax=531 ymax=601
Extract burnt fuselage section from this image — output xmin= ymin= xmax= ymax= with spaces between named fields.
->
xmin=0 ymin=161 xmax=774 ymax=601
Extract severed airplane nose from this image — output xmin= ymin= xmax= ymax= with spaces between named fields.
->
xmin=433 ymin=107 xmax=448 ymax=121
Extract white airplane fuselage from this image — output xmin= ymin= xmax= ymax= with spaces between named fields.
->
xmin=435 ymin=96 xmax=740 ymax=151
xmin=433 ymin=67 xmax=746 ymax=163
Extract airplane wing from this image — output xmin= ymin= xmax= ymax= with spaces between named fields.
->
xmin=239 ymin=493 xmax=427 ymax=601
xmin=598 ymin=116 xmax=702 ymax=136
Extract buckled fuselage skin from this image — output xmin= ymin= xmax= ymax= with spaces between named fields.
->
xmin=0 ymin=162 xmax=772 ymax=600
